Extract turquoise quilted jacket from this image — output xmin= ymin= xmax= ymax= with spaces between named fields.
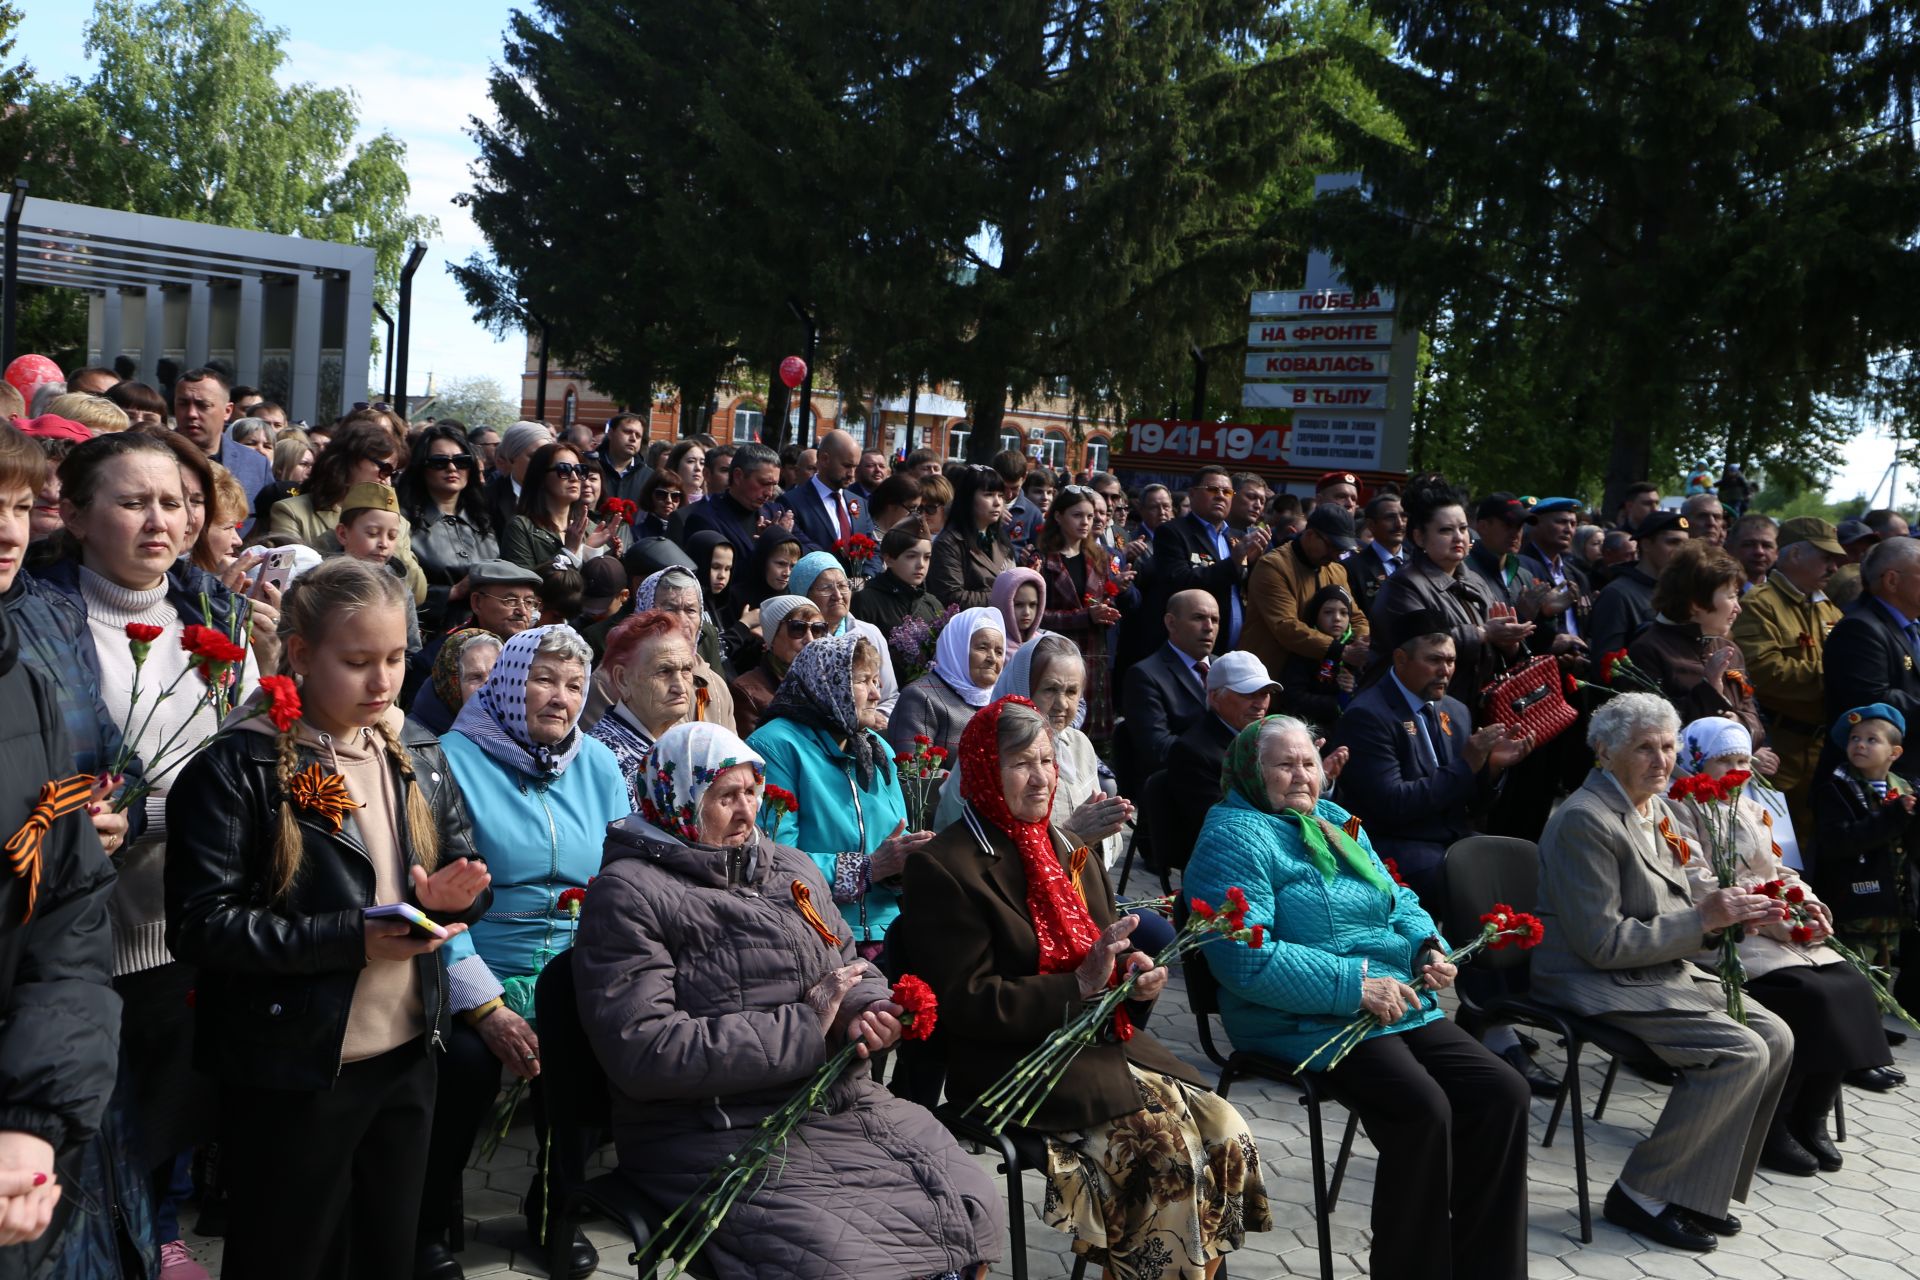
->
xmin=1184 ymin=792 xmax=1449 ymax=1067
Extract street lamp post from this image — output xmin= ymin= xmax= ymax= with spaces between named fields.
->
xmin=393 ymin=241 xmax=428 ymax=418
xmin=788 ymin=298 xmax=816 ymax=448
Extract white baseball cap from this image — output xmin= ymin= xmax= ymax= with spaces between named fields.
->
xmin=1207 ymin=651 xmax=1282 ymax=695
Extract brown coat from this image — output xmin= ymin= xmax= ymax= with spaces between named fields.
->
xmin=1241 ymin=538 xmax=1368 ymax=675
xmin=902 ymin=815 xmax=1203 ymax=1132
xmin=727 ymin=662 xmax=778 ymax=738
xmin=1628 ymin=619 xmax=1766 ymax=747
xmin=928 ymin=527 xmax=1014 ymax=608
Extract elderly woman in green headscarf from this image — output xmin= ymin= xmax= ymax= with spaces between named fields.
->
xmin=1185 ymin=714 xmax=1531 ymax=1280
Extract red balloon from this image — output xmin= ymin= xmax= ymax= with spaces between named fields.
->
xmin=4 ymin=354 xmax=63 ymax=400
xmin=779 ymin=356 xmax=807 ymax=390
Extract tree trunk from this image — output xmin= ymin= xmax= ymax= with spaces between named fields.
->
xmin=967 ymin=382 xmax=1008 ymax=463
xmin=1602 ymin=412 xmax=1651 ymax=518
xmin=763 ymin=353 xmax=791 ymax=450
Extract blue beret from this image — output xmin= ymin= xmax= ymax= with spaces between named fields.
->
xmin=1527 ymin=496 xmax=1581 ymax=517
xmin=1833 ymin=703 xmax=1907 ymax=748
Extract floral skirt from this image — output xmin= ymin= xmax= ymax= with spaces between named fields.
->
xmin=1041 ymin=1066 xmax=1270 ymax=1280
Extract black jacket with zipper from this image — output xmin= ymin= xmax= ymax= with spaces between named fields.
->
xmin=163 ymin=718 xmax=488 ymax=1090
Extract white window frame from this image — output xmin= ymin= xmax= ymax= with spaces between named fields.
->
xmin=732 ymin=408 xmax=763 ymax=444
xmin=1084 ymin=437 xmax=1109 ymax=472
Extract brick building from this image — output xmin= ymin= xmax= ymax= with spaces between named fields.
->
xmin=518 ymin=336 xmax=1120 ymax=473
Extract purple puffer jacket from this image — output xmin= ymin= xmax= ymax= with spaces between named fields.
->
xmin=573 ymin=815 xmax=1002 ymax=1279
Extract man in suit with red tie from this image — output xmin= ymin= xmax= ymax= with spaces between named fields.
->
xmin=779 ymin=429 xmax=874 ymax=554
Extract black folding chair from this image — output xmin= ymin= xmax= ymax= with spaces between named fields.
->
xmin=534 ymin=950 xmax=715 ymax=1278
xmin=934 ymin=1103 xmax=1091 ymax=1280
xmin=1442 ymin=833 xmax=1671 ymax=1243
xmin=1182 ymin=937 xmax=1356 ymax=1280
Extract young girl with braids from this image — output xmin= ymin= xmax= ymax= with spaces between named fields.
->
xmin=164 ymin=557 xmax=491 ymax=1280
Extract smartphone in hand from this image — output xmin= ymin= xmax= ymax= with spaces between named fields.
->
xmin=364 ymin=902 xmax=449 ymax=940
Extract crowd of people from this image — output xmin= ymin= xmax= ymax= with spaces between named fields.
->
xmin=0 ymin=353 xmax=1915 ymax=1280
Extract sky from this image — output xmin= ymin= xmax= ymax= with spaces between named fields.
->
xmin=15 ymin=0 xmax=1908 ymax=504
xmin=19 ymin=0 xmax=525 ymax=402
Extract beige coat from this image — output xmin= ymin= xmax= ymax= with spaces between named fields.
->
xmin=1667 ymin=788 xmax=1840 ymax=980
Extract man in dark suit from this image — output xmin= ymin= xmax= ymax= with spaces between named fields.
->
xmin=1119 ymin=589 xmax=1218 ymax=794
xmin=1165 ymin=652 xmax=1281 ymax=872
xmin=777 ymin=429 xmax=873 ymax=553
xmin=681 ymin=441 xmax=786 ymax=564
xmin=1517 ymin=496 xmax=1593 ymax=654
xmin=1150 ymin=465 xmax=1269 ymax=653
xmin=1328 ymin=607 xmax=1545 ymax=1089
xmin=1347 ymin=490 xmax=1407 ymax=617
xmin=1823 ymin=536 xmax=1920 ymax=784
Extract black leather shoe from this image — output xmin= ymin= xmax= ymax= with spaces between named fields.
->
xmin=1687 ymin=1209 xmax=1741 ymax=1237
xmin=1499 ymin=1045 xmax=1563 ymax=1098
xmin=1845 ymin=1065 xmax=1904 ymax=1092
xmin=1603 ymin=1183 xmax=1717 ymax=1252
xmin=1795 ymin=1124 xmax=1843 ymax=1172
xmin=566 ymin=1230 xmax=599 ymax=1279
xmin=414 ymin=1242 xmax=465 ymax=1280
xmin=1760 ymin=1125 xmax=1820 ymax=1176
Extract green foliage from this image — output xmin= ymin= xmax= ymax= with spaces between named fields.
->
xmin=15 ymin=0 xmax=436 ymax=316
xmin=459 ymin=0 xmax=1350 ymax=453
xmin=1317 ymin=0 xmax=1920 ymax=510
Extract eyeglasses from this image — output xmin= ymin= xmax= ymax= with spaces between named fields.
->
xmin=1195 ymin=485 xmax=1234 ymax=498
xmin=369 ymin=459 xmax=398 ymax=480
xmin=1062 ymin=484 xmax=1096 ymax=498
xmin=425 ymin=453 xmax=475 ymax=470
xmin=783 ymin=619 xmax=832 ymax=638
xmin=655 ymin=489 xmax=683 ymax=506
xmin=549 ymin=462 xmax=586 ymax=477
xmin=478 ymin=592 xmax=538 ymax=612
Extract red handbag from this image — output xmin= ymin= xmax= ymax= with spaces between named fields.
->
xmin=1479 ymin=655 xmax=1578 ymax=746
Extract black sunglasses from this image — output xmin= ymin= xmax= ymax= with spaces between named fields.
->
xmin=425 ymin=453 xmax=475 ymax=470
xmin=783 ymin=619 xmax=831 ymax=639
xmin=369 ymin=459 xmax=397 ymax=480
xmin=549 ymin=462 xmax=587 ymax=477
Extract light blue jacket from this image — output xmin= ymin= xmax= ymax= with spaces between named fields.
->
xmin=438 ymin=730 xmax=632 ymax=1012
xmin=746 ymin=716 xmax=908 ymax=945
xmin=1184 ymin=792 xmax=1448 ymax=1067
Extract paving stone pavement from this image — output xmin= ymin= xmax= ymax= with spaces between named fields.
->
xmin=182 ymin=973 xmax=1920 ymax=1279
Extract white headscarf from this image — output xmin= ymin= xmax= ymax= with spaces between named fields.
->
xmin=931 ymin=606 xmax=1006 ymax=707
xmin=1676 ymin=717 xmax=1752 ymax=777
xmin=451 ymin=624 xmax=591 ymax=778
xmin=991 ymin=630 xmax=1089 ymax=739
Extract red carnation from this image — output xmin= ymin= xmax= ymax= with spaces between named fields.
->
xmin=1248 ymin=924 xmax=1266 ymax=949
xmin=1190 ymin=898 xmax=1215 ymax=921
xmin=1111 ymin=1006 xmax=1135 ymax=1042
xmin=913 ymin=734 xmax=932 ymax=746
xmin=890 ymin=974 xmax=939 ymax=1041
xmin=125 ymin=622 xmax=164 ymax=644
xmin=1790 ymin=925 xmax=1815 ymax=946
xmin=258 ymin=674 xmax=302 ymax=732
xmin=1784 ymin=885 xmax=1806 ymax=904
xmin=181 ymin=624 xmax=246 ymax=667
xmin=928 ymin=746 xmax=948 ymax=760
xmin=557 ymin=887 xmax=587 ymax=916
xmin=1564 ymin=673 xmax=1579 ymax=697
xmin=1104 ymin=579 xmax=1120 ymax=599
xmin=1384 ymin=857 xmax=1409 ymax=886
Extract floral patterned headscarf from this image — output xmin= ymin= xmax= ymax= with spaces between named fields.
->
xmin=762 ymin=632 xmax=892 ymax=789
xmin=638 ymin=721 xmax=765 ymax=844
xmin=430 ymin=627 xmax=501 ymax=713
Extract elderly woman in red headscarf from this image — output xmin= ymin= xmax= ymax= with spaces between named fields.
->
xmin=903 ymin=696 xmax=1271 ymax=1279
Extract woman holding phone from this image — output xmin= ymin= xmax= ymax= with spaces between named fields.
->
xmin=165 ymin=558 xmax=491 ymax=1280
xmin=501 ymin=443 xmax=615 ymax=571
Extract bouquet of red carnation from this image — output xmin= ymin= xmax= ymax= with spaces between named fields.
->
xmin=1298 ymin=902 xmax=1544 ymax=1070
xmin=1668 ymin=770 xmax=1752 ymax=1022
xmin=1596 ymin=648 xmax=1663 ymax=694
xmin=758 ymin=784 xmax=801 ymax=838
xmin=1754 ymin=878 xmax=1920 ymax=1032
xmin=968 ymin=889 xmax=1265 ymax=1134
xmin=106 ymin=619 xmax=297 ymax=812
xmin=598 ymin=497 xmax=638 ymax=524
xmin=643 ymin=976 xmax=938 ymax=1277
xmin=833 ymin=532 xmax=879 ymax=572
xmin=893 ymin=736 xmax=950 ymax=831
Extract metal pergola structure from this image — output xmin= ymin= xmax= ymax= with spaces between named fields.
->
xmin=1 ymin=190 xmax=380 ymax=426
